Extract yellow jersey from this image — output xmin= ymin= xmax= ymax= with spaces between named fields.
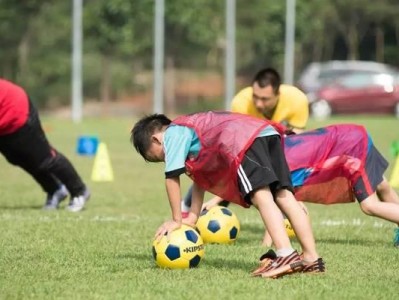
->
xmin=231 ymin=84 xmax=309 ymax=129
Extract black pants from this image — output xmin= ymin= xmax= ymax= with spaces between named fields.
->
xmin=0 ymin=100 xmax=85 ymax=197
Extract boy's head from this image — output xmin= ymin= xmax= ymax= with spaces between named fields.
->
xmin=131 ymin=114 xmax=171 ymax=162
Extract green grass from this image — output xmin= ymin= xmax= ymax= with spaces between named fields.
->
xmin=1 ymin=115 xmax=398 ymax=300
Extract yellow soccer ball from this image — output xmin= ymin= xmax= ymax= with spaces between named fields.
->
xmin=152 ymin=225 xmax=205 ymax=269
xmin=196 ymin=206 xmax=240 ymax=244
xmin=284 ymin=219 xmax=296 ymax=238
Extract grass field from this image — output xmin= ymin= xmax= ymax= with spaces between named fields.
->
xmin=1 ymin=115 xmax=399 ymax=299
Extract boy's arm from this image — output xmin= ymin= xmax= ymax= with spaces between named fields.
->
xmin=156 ymin=125 xmax=195 ymax=240
xmin=154 ymin=176 xmax=182 ymax=241
xmin=184 ymin=183 xmax=205 ymax=227
xmin=166 ymin=177 xmax=182 ymax=223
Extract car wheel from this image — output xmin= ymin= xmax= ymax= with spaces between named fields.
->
xmin=395 ymin=102 xmax=399 ymax=119
xmin=311 ymin=100 xmax=332 ymax=120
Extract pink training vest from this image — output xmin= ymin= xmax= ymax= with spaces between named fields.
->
xmin=284 ymin=124 xmax=369 ymax=204
xmin=172 ymin=111 xmax=285 ymax=207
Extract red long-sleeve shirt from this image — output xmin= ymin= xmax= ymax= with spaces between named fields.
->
xmin=0 ymin=79 xmax=29 ymax=135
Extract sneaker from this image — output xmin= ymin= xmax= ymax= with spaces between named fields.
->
xmin=394 ymin=228 xmax=399 ymax=248
xmin=66 ymin=189 xmax=90 ymax=212
xmin=260 ymin=250 xmax=304 ymax=279
xmin=302 ymin=258 xmax=326 ymax=274
xmin=251 ymin=249 xmax=277 ymax=277
xmin=43 ymin=185 xmax=69 ymax=210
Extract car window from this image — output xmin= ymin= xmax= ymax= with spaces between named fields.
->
xmin=339 ymin=74 xmax=375 ymax=88
xmin=339 ymin=73 xmax=395 ymax=90
xmin=319 ymin=69 xmax=350 ymax=81
xmin=373 ymin=74 xmax=394 ymax=86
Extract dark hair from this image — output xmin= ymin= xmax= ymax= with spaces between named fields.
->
xmin=252 ymin=68 xmax=281 ymax=94
xmin=130 ymin=114 xmax=171 ymax=161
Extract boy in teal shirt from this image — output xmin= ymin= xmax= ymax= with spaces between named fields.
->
xmin=131 ymin=112 xmax=324 ymax=278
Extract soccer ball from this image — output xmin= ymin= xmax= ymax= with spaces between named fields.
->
xmin=196 ymin=206 xmax=240 ymax=244
xmin=152 ymin=225 xmax=205 ymax=269
xmin=284 ymin=219 xmax=296 ymax=238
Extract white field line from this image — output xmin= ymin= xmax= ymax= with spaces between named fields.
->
xmin=0 ymin=214 xmax=393 ymax=228
xmin=240 ymin=216 xmax=392 ymax=228
xmin=0 ymin=214 xmax=141 ymax=223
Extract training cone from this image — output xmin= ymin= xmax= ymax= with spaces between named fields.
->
xmin=389 ymin=155 xmax=399 ymax=189
xmin=91 ymin=143 xmax=114 ymax=182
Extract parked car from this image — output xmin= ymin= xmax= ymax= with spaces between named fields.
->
xmin=310 ymin=72 xmax=399 ymax=119
xmin=297 ymin=61 xmax=397 ymax=102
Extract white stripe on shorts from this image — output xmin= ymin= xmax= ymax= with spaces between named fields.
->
xmin=238 ymin=165 xmax=252 ymax=193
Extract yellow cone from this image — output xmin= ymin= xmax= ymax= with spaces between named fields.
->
xmin=91 ymin=143 xmax=114 ymax=182
xmin=390 ymin=155 xmax=399 ymax=189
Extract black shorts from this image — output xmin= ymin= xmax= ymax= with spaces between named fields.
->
xmin=353 ymin=143 xmax=388 ymax=201
xmin=237 ymin=135 xmax=294 ymax=204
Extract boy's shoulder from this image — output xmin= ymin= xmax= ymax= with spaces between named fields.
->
xmin=166 ymin=124 xmax=193 ymax=133
xmin=164 ymin=125 xmax=196 ymax=141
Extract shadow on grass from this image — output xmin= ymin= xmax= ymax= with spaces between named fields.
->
xmin=241 ymin=223 xmax=264 ymax=234
xmin=115 ymin=252 xmax=157 ymax=270
xmin=203 ymin=256 xmax=253 ymax=271
xmin=0 ymin=205 xmax=42 ymax=210
xmin=234 ymin=235 xmax=262 ymax=246
xmin=237 ymin=223 xmax=264 ymax=245
xmin=317 ymin=237 xmax=385 ymax=247
xmin=116 ymin=252 xmax=152 ymax=261
xmin=115 ymin=252 xmax=253 ymax=271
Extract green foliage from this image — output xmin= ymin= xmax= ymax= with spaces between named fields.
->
xmin=0 ymin=116 xmax=398 ymax=299
xmin=236 ymin=0 xmax=285 ymax=72
xmin=0 ymin=1 xmax=398 ymax=107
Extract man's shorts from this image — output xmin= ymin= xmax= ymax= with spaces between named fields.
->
xmin=237 ymin=135 xmax=294 ymax=204
xmin=353 ymin=143 xmax=388 ymax=201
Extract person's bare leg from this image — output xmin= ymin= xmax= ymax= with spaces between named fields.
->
xmin=377 ymin=178 xmax=399 ymax=204
xmin=251 ymin=187 xmax=292 ymax=250
xmin=275 ymin=189 xmax=318 ymax=262
xmin=262 ymin=230 xmax=273 ymax=247
xmin=370 ymin=178 xmax=399 ymax=246
xmin=360 ymin=193 xmax=399 ymax=225
xmin=298 ymin=201 xmax=309 ymax=215
xmin=261 ymin=202 xmax=309 ymax=247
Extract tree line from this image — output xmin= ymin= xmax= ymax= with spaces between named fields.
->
xmin=1 ymin=0 xmax=398 ymax=107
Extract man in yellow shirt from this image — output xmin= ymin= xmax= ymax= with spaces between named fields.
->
xmin=182 ymin=68 xmax=310 ymax=220
xmin=232 ymin=68 xmax=309 ymax=133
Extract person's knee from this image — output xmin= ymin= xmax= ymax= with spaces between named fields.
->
xmin=251 ymin=187 xmax=273 ymax=208
xmin=376 ymin=179 xmax=390 ymax=194
xmin=360 ymin=198 xmax=376 ymax=216
xmin=37 ymin=152 xmax=58 ymax=172
xmin=275 ymin=189 xmax=296 ymax=207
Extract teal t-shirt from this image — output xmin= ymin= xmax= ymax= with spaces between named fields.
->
xmin=163 ymin=124 xmax=278 ymax=178
xmin=163 ymin=125 xmax=200 ymax=178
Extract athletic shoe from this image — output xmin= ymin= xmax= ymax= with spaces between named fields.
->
xmin=43 ymin=185 xmax=68 ymax=210
xmin=302 ymin=258 xmax=326 ymax=274
xmin=394 ymin=228 xmax=399 ymax=248
xmin=260 ymin=250 xmax=304 ymax=279
xmin=251 ymin=249 xmax=277 ymax=277
xmin=66 ymin=188 xmax=90 ymax=212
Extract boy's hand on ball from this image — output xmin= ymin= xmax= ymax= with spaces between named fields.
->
xmin=155 ymin=220 xmax=181 ymax=242
xmin=182 ymin=212 xmax=198 ymax=228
